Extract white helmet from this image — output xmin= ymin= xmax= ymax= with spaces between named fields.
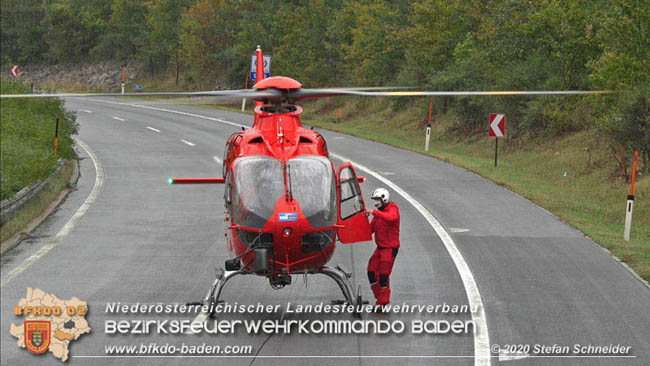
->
xmin=370 ymin=188 xmax=390 ymax=208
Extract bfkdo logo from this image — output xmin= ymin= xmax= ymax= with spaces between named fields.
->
xmin=25 ymin=321 xmax=51 ymax=354
xmin=10 ymin=288 xmax=91 ymax=362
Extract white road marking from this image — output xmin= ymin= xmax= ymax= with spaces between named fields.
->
xmin=79 ymin=109 xmax=93 ymax=113
xmin=73 ymin=97 xmax=249 ymax=129
xmin=498 ymin=350 xmax=531 ymax=361
xmin=1 ymin=137 xmax=104 ymax=287
xmin=213 ymin=156 xmax=223 ymax=165
xmin=181 ymin=139 xmax=195 ymax=146
xmin=112 ymin=116 xmax=125 ymax=121
xmin=450 ymin=228 xmax=471 ymax=233
xmin=67 ymin=99 xmax=491 ymax=365
xmin=330 ymin=152 xmax=491 ymax=366
xmin=380 ymin=171 xmax=395 ymax=176
xmin=146 ymin=126 xmax=160 ymax=133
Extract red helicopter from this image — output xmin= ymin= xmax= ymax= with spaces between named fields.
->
xmin=1 ymin=46 xmax=610 ymax=313
xmin=171 ymin=47 xmax=376 ymax=310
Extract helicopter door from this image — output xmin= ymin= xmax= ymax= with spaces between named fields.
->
xmin=337 ymin=163 xmax=372 ymax=244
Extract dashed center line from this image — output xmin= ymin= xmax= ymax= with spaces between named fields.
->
xmin=213 ymin=156 xmax=223 ymax=165
xmin=450 ymin=228 xmax=471 ymax=233
xmin=112 ymin=116 xmax=125 ymax=121
xmin=79 ymin=109 xmax=93 ymax=113
xmin=181 ymin=139 xmax=195 ymax=146
xmin=146 ymin=126 xmax=160 ymax=133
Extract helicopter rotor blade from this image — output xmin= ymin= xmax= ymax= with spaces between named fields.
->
xmin=289 ymin=89 xmax=614 ymax=101
xmin=313 ymin=86 xmax=416 ymax=91
xmin=0 ymin=89 xmax=284 ymax=100
xmin=1 ymin=86 xmax=613 ymax=101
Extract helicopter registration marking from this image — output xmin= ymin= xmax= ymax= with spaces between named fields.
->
xmin=279 ymin=213 xmax=298 ymax=222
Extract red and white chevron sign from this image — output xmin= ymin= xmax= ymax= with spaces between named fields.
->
xmin=10 ymin=65 xmax=19 ymax=77
xmin=489 ymin=113 xmax=505 ymax=138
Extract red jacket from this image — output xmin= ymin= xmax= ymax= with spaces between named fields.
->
xmin=370 ymin=202 xmax=400 ymax=248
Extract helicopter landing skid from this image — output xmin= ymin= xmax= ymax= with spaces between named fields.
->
xmin=198 ymin=265 xmax=366 ymax=317
xmin=318 ymin=265 xmax=368 ymax=316
xmin=318 ymin=265 xmax=356 ymax=305
xmin=202 ymin=268 xmax=247 ymax=313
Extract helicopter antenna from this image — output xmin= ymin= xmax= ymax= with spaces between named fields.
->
xmin=286 ymin=162 xmax=293 ymax=202
xmin=253 ymin=45 xmax=265 ymax=126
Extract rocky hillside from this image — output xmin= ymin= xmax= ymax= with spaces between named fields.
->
xmin=2 ymin=62 xmax=142 ymax=92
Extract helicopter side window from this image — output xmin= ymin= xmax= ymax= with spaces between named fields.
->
xmin=339 ymin=166 xmax=364 ymax=220
xmin=288 ymin=156 xmax=337 ymax=229
xmin=233 ymin=156 xmax=284 ymax=229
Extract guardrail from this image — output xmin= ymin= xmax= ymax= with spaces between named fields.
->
xmin=0 ymin=158 xmax=67 ymax=225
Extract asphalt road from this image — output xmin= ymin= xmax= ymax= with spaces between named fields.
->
xmin=1 ymin=97 xmax=648 ymax=366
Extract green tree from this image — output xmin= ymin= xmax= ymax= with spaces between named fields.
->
xmin=43 ymin=0 xmax=112 ymax=63
xmin=180 ymin=0 xmax=242 ymax=88
xmin=401 ymin=0 xmax=479 ymax=86
xmin=229 ymin=0 xmax=293 ymax=87
xmin=338 ymin=0 xmax=405 ymax=86
xmin=0 ymin=0 xmax=48 ymax=64
xmin=273 ymin=0 xmax=343 ymax=87
xmin=142 ymin=0 xmax=190 ymax=84
xmin=589 ymin=0 xmax=650 ymax=90
xmin=93 ymin=0 xmax=148 ymax=61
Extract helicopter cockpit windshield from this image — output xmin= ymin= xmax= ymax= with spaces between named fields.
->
xmin=233 ymin=156 xmax=284 ymax=229
xmin=232 ymin=155 xmax=337 ymax=230
xmin=288 ymin=155 xmax=337 ymax=229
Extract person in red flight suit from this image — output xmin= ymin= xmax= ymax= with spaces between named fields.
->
xmin=366 ymin=187 xmax=400 ymax=307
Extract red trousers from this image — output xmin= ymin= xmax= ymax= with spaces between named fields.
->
xmin=367 ymin=247 xmax=399 ymax=305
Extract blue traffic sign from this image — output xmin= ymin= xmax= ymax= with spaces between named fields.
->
xmin=250 ymin=55 xmax=271 ymax=81
xmin=133 ymin=84 xmax=143 ymax=90
xmin=250 ymin=72 xmax=271 ymax=81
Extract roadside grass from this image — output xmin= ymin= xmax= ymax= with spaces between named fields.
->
xmin=1 ymin=80 xmax=78 ymax=246
xmin=1 ymin=80 xmax=78 ymax=201
xmin=0 ymin=159 xmax=76 ymax=244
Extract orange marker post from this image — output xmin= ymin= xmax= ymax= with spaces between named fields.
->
xmin=54 ymin=118 xmax=60 ymax=153
xmin=337 ymin=108 xmax=341 ymax=124
xmin=624 ymin=150 xmax=639 ymax=241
